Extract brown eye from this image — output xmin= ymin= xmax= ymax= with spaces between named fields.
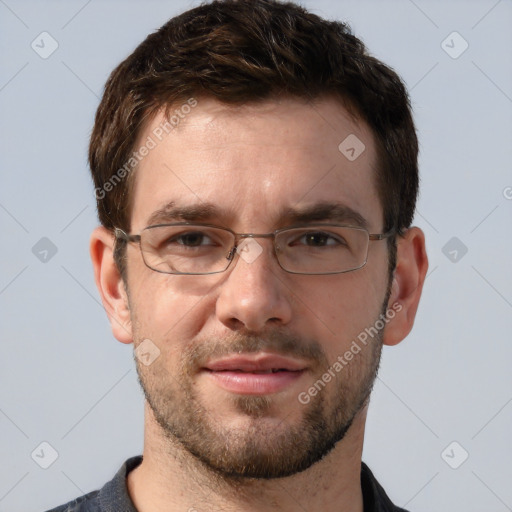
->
xmin=174 ymin=232 xmax=211 ymax=247
xmin=293 ymin=231 xmax=346 ymax=248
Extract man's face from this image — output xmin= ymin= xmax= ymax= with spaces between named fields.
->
xmin=124 ymin=97 xmax=392 ymax=478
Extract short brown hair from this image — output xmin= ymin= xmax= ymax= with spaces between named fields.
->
xmin=89 ymin=0 xmax=418 ymax=276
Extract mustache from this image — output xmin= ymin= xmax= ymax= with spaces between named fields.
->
xmin=182 ymin=330 xmax=329 ymax=372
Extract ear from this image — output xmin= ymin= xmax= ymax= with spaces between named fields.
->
xmin=383 ymin=227 xmax=428 ymax=346
xmin=90 ymin=226 xmax=133 ymax=344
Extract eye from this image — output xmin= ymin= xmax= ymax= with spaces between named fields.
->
xmin=294 ymin=231 xmax=346 ymax=248
xmin=170 ymin=231 xmax=215 ymax=247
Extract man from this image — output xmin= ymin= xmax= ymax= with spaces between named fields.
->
xmin=48 ymin=0 xmax=428 ymax=510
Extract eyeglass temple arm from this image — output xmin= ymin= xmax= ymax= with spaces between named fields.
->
xmin=114 ymin=228 xmax=141 ymax=243
xmin=368 ymin=229 xmax=396 ymax=241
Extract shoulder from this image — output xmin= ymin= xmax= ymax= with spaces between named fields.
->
xmin=361 ymin=462 xmax=410 ymax=512
xmin=44 ymin=490 xmax=100 ymax=512
xmin=43 ymin=456 xmax=142 ymax=512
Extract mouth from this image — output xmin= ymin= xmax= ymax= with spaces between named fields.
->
xmin=211 ymin=368 xmax=293 ymax=373
xmin=202 ymin=353 xmax=308 ymax=395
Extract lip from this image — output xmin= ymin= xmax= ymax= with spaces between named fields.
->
xmin=204 ymin=353 xmax=308 ymax=372
xmin=202 ymin=353 xmax=308 ymax=395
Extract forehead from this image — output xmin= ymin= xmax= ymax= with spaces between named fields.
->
xmin=129 ymin=96 xmax=382 ymax=231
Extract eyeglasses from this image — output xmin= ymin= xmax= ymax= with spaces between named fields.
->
xmin=114 ymin=223 xmax=395 ymax=275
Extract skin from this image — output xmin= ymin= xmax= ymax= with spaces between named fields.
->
xmin=90 ymin=96 xmax=428 ymax=512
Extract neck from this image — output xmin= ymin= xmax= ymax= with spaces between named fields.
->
xmin=127 ymin=403 xmax=367 ymax=512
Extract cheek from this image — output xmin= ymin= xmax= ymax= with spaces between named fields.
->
xmin=296 ymin=270 xmax=386 ymax=358
xmin=127 ymin=264 xmax=216 ymax=348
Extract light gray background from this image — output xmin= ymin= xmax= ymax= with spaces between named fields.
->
xmin=1 ymin=0 xmax=511 ymax=511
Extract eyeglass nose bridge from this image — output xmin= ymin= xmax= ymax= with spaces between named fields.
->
xmin=225 ymin=232 xmax=278 ymax=263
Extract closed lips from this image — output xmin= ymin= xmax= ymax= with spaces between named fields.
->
xmin=204 ymin=355 xmax=307 ymax=373
xmin=202 ymin=354 xmax=309 ymax=395
xmin=208 ymin=368 xmax=298 ymax=373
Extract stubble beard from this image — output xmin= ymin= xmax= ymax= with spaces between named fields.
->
xmin=133 ymin=301 xmax=387 ymax=481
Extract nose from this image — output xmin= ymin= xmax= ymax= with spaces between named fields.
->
xmin=215 ymin=238 xmax=293 ymax=332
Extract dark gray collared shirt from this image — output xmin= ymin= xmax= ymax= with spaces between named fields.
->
xmin=45 ymin=456 xmax=409 ymax=512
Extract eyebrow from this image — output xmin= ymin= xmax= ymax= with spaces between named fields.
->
xmin=146 ymin=202 xmax=220 ymax=226
xmin=281 ymin=202 xmax=369 ymax=230
xmin=146 ymin=201 xmax=369 ymax=230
